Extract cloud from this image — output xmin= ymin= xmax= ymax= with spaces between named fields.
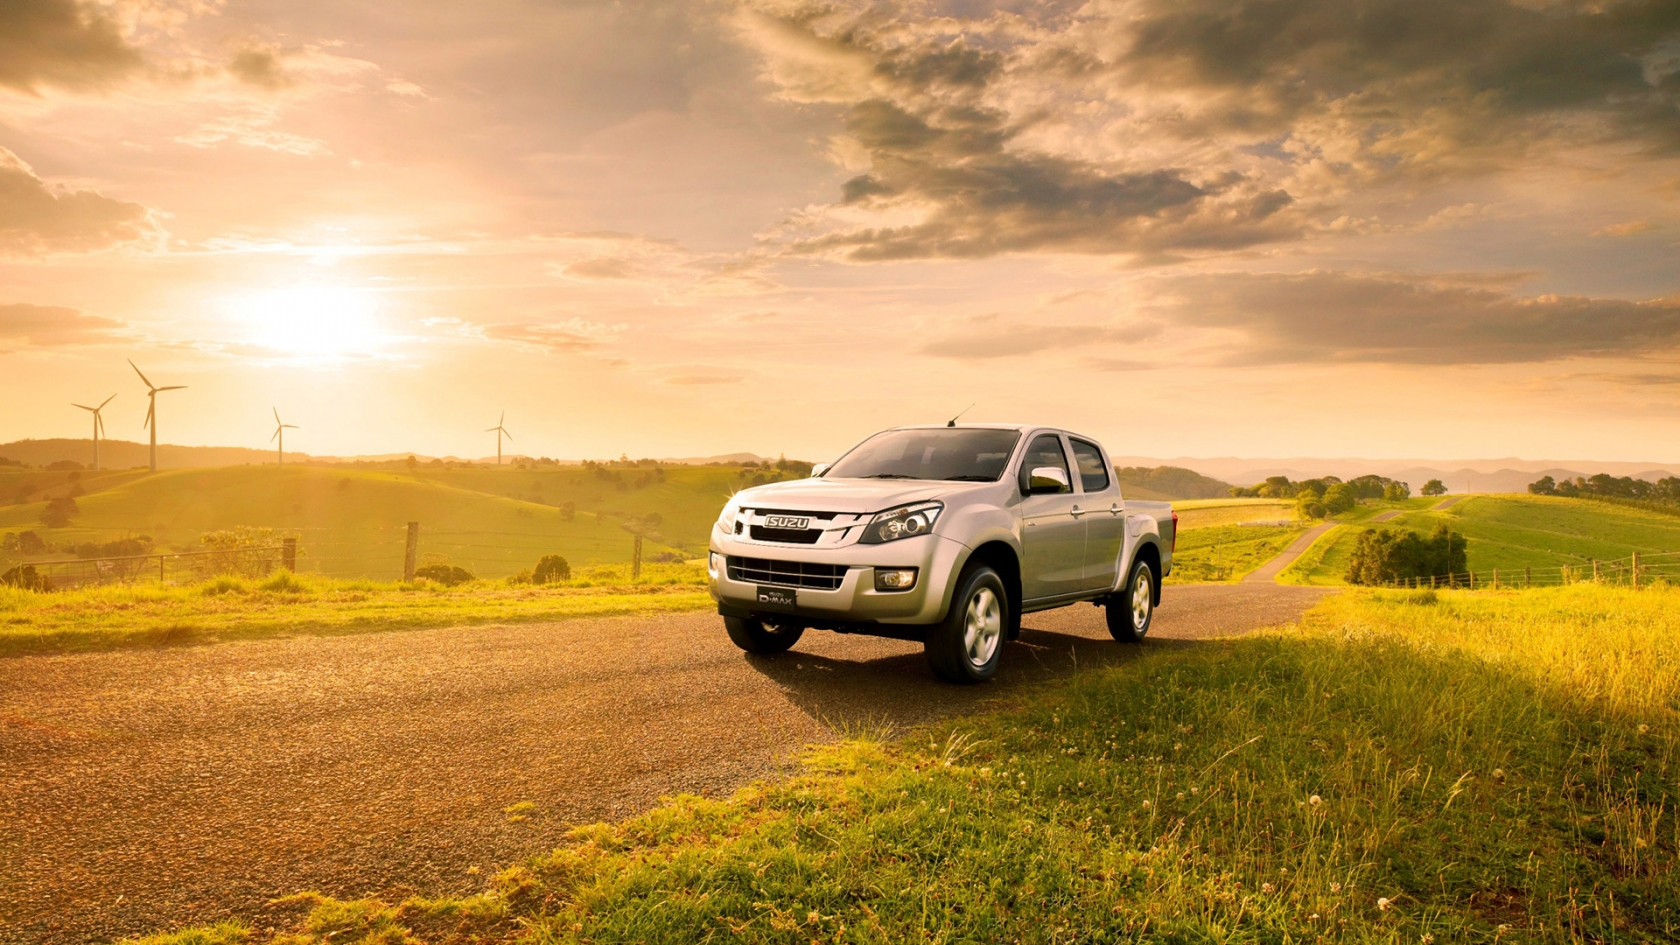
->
xmin=740 ymin=0 xmax=1680 ymax=261
xmin=0 ymin=147 xmax=159 ymax=255
xmin=919 ymin=313 xmax=1161 ymax=360
xmin=228 ymin=47 xmax=290 ymax=90
xmin=1152 ymin=270 xmax=1680 ymax=365
xmin=0 ymin=303 xmax=125 ymax=347
xmin=174 ymin=108 xmax=331 ymax=156
xmin=562 ymin=257 xmax=638 ymax=280
xmin=479 ymin=318 xmax=626 ymax=352
xmin=0 ymin=0 xmax=144 ymax=93
xmin=1594 ymin=220 xmax=1659 ymax=238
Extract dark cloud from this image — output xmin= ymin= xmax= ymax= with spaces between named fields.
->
xmin=1158 ymin=271 xmax=1680 ymax=364
xmin=0 ymin=303 xmax=125 ymax=347
xmin=0 ymin=148 xmax=157 ymax=255
xmin=0 ymin=0 xmax=144 ymax=93
xmin=228 ymin=48 xmax=290 ymax=90
xmin=1111 ymin=0 xmax=1680 ymax=156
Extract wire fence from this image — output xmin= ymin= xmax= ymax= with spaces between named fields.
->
xmin=1364 ymin=550 xmax=1680 ymax=590
xmin=10 ymin=545 xmax=288 ymax=591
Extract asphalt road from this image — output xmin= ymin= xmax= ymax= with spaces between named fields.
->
xmin=1 ymin=582 xmax=1331 ymax=944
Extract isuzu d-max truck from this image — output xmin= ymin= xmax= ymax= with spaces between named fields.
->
xmin=706 ymin=425 xmax=1177 ymax=683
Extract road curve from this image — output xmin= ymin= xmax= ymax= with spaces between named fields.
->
xmin=0 ymin=582 xmax=1331 ymax=945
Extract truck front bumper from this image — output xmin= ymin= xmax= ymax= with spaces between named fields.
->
xmin=707 ymin=532 xmax=968 ymax=627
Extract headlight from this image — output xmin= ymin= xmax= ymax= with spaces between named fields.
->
xmin=717 ymin=504 xmax=738 ymax=534
xmin=859 ymin=502 xmax=942 ymax=544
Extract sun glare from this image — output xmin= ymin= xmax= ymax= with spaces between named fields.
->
xmin=234 ymin=286 xmax=387 ymax=359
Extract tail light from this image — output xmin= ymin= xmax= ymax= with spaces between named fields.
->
xmin=1170 ymin=510 xmax=1179 ymax=553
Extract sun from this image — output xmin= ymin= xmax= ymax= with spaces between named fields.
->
xmin=233 ymin=286 xmax=387 ymax=359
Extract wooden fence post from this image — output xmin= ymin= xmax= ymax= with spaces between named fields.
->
xmin=282 ymin=538 xmax=297 ymax=572
xmin=632 ymin=534 xmax=643 ymax=581
xmin=1492 ymin=568 xmax=1499 ymax=589
xmin=1525 ymin=566 xmax=1531 ymax=588
xmin=1593 ymin=559 xmax=1600 ymax=582
xmin=1632 ymin=552 xmax=1640 ymax=590
xmin=1431 ymin=574 xmax=1438 ymax=589
xmin=404 ymin=522 xmax=419 ymax=582
xmin=159 ymin=553 xmax=166 ymax=585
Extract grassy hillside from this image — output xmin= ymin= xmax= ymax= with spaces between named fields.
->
xmin=1166 ymin=523 xmax=1307 ymax=583
xmin=1282 ymin=494 xmax=1680 ymax=585
xmin=1115 ymin=465 xmax=1233 ymax=500
xmin=1173 ymin=497 xmax=1299 ymax=530
xmin=132 ymin=584 xmax=1680 ymax=945
xmin=0 ymin=463 xmax=770 ymax=579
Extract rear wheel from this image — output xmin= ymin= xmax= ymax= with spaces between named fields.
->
xmin=1106 ymin=559 xmax=1155 ymax=642
xmin=724 ymin=615 xmax=804 ymax=654
xmin=925 ymin=565 xmax=1008 ymax=683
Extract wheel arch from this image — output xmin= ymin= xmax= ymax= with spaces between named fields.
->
xmin=962 ymin=540 xmax=1023 ymax=639
xmin=1133 ymin=540 xmax=1163 ymax=605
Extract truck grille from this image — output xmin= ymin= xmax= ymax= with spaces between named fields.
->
xmin=749 ymin=525 xmax=823 ymax=544
xmin=727 ymin=556 xmax=848 ymax=590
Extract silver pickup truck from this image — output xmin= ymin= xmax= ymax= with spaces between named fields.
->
xmin=707 ymin=424 xmax=1177 ymax=683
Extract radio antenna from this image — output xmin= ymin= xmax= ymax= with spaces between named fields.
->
xmin=946 ymin=403 xmax=975 ymax=427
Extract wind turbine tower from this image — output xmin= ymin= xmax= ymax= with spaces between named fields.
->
xmin=72 ymin=394 xmax=116 ymax=471
xmin=129 ymin=360 xmax=186 ymax=473
xmin=271 ymin=408 xmax=299 ymax=466
xmin=486 ymin=412 xmax=513 ymax=465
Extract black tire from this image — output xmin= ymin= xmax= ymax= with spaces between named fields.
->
xmin=1106 ymin=558 xmax=1156 ymax=643
xmin=724 ymin=615 xmax=804 ymax=654
xmin=925 ymin=565 xmax=1008 ymax=684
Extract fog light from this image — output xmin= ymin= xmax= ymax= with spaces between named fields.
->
xmin=709 ymin=552 xmax=724 ymax=576
xmin=874 ymin=568 xmax=918 ymax=591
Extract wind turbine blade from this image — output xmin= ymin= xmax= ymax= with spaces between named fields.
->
xmin=96 ymin=414 xmax=105 ymax=437
xmin=485 ymin=427 xmax=499 ymax=432
xmin=73 ymin=403 xmax=94 ymax=411
xmin=500 ymin=411 xmax=505 ymax=425
xmin=274 ymin=407 xmax=281 ymax=423
xmin=144 ymin=400 xmax=154 ymax=429
xmin=283 ymin=423 xmax=298 ymax=429
xmin=100 ymin=393 xmax=117 ymax=409
xmin=503 ymin=428 xmax=513 ymax=440
xmin=271 ymin=428 xmax=280 ymax=443
xmin=157 ymin=385 xmax=187 ymax=392
xmin=129 ymin=359 xmax=154 ymax=390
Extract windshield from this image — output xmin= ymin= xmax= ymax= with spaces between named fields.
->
xmin=825 ymin=428 xmax=1022 ymax=482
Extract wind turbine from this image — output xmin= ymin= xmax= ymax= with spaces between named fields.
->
xmin=72 ymin=394 xmax=116 ymax=471
xmin=486 ymin=412 xmax=512 ymax=465
xmin=270 ymin=408 xmax=298 ymax=466
xmin=129 ymin=360 xmax=186 ymax=473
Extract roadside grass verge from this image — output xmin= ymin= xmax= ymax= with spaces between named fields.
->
xmin=1165 ymin=523 xmax=1306 ymax=583
xmin=0 ymin=564 xmax=709 ymax=658
xmin=1172 ymin=498 xmax=1299 ymax=530
xmin=141 ymin=584 xmax=1680 ymax=944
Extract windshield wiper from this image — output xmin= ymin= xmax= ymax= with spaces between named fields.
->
xmin=942 ymin=475 xmax=997 ymax=481
xmin=863 ymin=473 xmax=920 ymax=479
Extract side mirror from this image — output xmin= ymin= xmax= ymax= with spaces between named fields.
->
xmin=811 ymin=463 xmax=831 ymax=478
xmin=1026 ymin=466 xmax=1069 ymax=494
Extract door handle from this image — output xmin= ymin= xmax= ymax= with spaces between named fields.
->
xmin=1069 ymin=506 xmax=1085 ymax=518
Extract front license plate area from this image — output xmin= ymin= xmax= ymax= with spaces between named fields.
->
xmin=757 ymin=585 xmax=797 ymax=608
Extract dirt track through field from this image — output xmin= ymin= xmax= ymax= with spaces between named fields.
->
xmin=0 ymin=583 xmax=1330 ymax=944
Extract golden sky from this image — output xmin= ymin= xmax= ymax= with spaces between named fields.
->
xmin=3 ymin=0 xmax=1679 ymax=462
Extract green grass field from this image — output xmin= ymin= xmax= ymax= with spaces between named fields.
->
xmin=0 ymin=462 xmax=773 ymax=580
xmin=1165 ymin=523 xmax=1306 ymax=583
xmin=0 ymin=564 xmax=711 ymax=656
xmin=1282 ymin=494 xmax=1680 ymax=586
xmin=1172 ymin=497 xmax=1299 ymax=530
xmin=130 ymin=584 xmax=1680 ymax=945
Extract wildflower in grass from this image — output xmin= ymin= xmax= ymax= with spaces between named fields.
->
xmin=1422 ymin=935 xmax=1435 ymax=944
xmin=1176 ymin=792 xmax=1185 ymax=800
xmin=1378 ymin=897 xmax=1393 ymax=911
xmin=1331 ymin=883 xmax=1342 ymax=893
xmin=1638 ymin=724 xmax=1649 ymax=734
xmin=1141 ymin=799 xmax=1152 ymax=808
xmin=1262 ymin=882 xmax=1276 ymax=893
xmin=1492 ymin=768 xmax=1505 ymax=780
xmin=1309 ymin=794 xmax=1322 ymax=806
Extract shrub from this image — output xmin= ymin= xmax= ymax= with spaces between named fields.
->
xmin=39 ymin=496 xmax=78 ymax=528
xmin=1345 ymin=523 xmax=1468 ymax=585
xmin=533 ymin=554 xmax=571 ymax=584
xmin=414 ymin=564 xmax=474 ymax=586
xmin=3 ymin=531 xmax=48 ymax=555
xmin=1383 ymin=480 xmax=1412 ymax=501
xmin=1 ymin=564 xmax=49 ymax=591
xmin=561 ymin=501 xmax=576 ymax=522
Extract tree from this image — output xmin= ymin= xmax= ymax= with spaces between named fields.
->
xmin=532 ymin=554 xmax=571 ymax=583
xmin=1345 ymin=524 xmax=1467 ymax=585
xmin=415 ymin=564 xmax=474 ymax=586
xmin=1421 ymin=479 xmax=1447 ymax=496
xmin=1 ymin=565 xmax=48 ymax=591
xmin=1528 ymin=475 xmax=1556 ymax=495
xmin=39 ymin=496 xmax=78 ymax=528
xmin=1383 ymin=481 xmax=1411 ymax=501
xmin=560 ymin=501 xmax=576 ymax=522
xmin=1322 ymin=482 xmax=1359 ymax=515
xmin=405 ymin=455 xmax=419 ymax=470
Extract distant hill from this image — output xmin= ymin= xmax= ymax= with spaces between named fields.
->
xmin=1115 ymin=466 xmax=1234 ymax=500
xmin=0 ymin=438 xmax=308 ymax=469
xmin=1111 ymin=455 xmax=1679 ymax=495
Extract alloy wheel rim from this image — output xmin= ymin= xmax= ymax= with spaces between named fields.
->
xmin=963 ymin=586 xmax=1002 ymax=668
xmin=1132 ymin=572 xmax=1152 ymax=630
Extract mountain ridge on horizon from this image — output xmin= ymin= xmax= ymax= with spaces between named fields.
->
xmin=5 ymin=438 xmax=1674 ymax=496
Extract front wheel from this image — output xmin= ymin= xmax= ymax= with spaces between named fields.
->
xmin=724 ymin=615 xmax=804 ymax=654
xmin=1106 ymin=559 xmax=1155 ymax=643
xmin=925 ymin=565 xmax=1008 ymax=683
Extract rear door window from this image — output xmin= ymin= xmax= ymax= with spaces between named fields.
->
xmin=1069 ymin=438 xmax=1111 ymax=493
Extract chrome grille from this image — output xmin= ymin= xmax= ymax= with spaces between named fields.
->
xmin=727 ymin=556 xmax=848 ymax=590
xmin=749 ymin=525 xmax=823 ymax=544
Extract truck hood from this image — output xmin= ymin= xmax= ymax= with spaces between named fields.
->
xmin=733 ymin=477 xmax=989 ymax=513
